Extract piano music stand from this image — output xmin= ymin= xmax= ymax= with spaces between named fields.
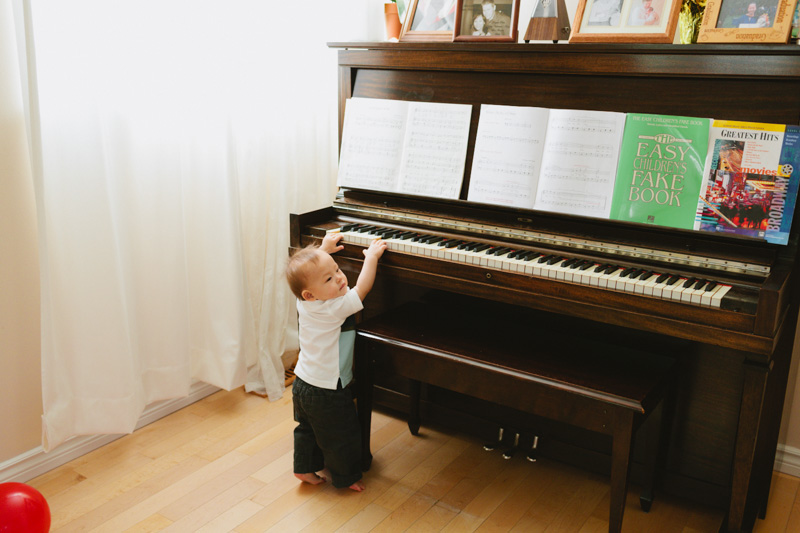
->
xmin=523 ymin=0 xmax=571 ymax=43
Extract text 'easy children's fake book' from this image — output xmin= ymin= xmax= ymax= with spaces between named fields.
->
xmin=694 ymin=121 xmax=800 ymax=245
xmin=609 ymin=113 xmax=711 ymax=230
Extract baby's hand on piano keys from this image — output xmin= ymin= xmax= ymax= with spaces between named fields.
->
xmin=364 ymin=238 xmax=387 ymax=260
xmin=320 ymin=232 xmax=344 ymax=254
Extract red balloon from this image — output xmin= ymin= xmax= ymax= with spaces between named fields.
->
xmin=0 ymin=482 xmax=51 ymax=533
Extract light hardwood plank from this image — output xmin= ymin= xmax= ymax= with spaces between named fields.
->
xmin=23 ymin=387 xmax=800 ymax=533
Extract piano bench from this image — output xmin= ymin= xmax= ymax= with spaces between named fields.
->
xmin=354 ymin=301 xmax=676 ymax=533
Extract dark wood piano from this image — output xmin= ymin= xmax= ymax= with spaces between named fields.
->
xmin=290 ymin=42 xmax=800 ymax=533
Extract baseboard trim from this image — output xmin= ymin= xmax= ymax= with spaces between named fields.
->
xmin=775 ymin=444 xmax=800 ymax=478
xmin=0 ymin=382 xmax=220 ymax=483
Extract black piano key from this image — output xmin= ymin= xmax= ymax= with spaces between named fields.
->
xmin=704 ymin=281 xmax=718 ymax=292
xmin=427 ymin=236 xmax=444 ymax=245
xmin=562 ymin=258 xmax=578 ymax=268
xmin=357 ymin=225 xmax=376 ymax=233
xmin=539 ymin=254 xmax=556 ymax=264
xmin=579 ymin=261 xmax=594 ymax=271
xmin=379 ymin=229 xmax=402 ymax=238
xmin=547 ymin=256 xmax=563 ymax=265
xmin=472 ymin=243 xmax=490 ymax=253
xmin=493 ymin=247 xmax=512 ymax=256
xmin=341 ymin=223 xmax=361 ymax=232
xmin=666 ymin=276 xmax=681 ymax=286
xmin=655 ymin=273 xmax=670 ymax=283
xmin=683 ymin=277 xmax=697 ymax=289
xmin=605 ymin=265 xmax=620 ymax=275
xmin=522 ymin=252 xmax=541 ymax=261
xmin=630 ymin=269 xmax=645 ymax=279
xmin=594 ymin=264 xmax=608 ymax=273
xmin=463 ymin=242 xmax=481 ymax=252
xmin=694 ymin=280 xmax=707 ymax=291
xmin=620 ymin=267 xmax=636 ymax=278
xmin=437 ymin=238 xmax=452 ymax=247
xmin=639 ymin=272 xmax=654 ymax=282
xmin=507 ymin=250 xmax=522 ymax=259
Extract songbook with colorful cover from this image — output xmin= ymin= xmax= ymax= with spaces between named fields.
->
xmin=609 ymin=113 xmax=711 ymax=230
xmin=694 ymin=121 xmax=800 ymax=245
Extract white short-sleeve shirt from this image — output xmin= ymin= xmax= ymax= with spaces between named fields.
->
xmin=294 ymin=288 xmax=363 ymax=390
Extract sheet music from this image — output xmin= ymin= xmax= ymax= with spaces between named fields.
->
xmin=337 ymin=98 xmax=407 ymax=192
xmin=467 ymin=105 xmax=550 ymax=209
xmin=534 ymin=109 xmax=626 ymax=218
xmin=396 ymin=102 xmax=472 ymax=199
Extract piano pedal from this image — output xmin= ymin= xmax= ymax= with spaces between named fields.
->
xmin=502 ymin=433 xmax=520 ymax=459
xmin=483 ymin=427 xmax=505 ymax=451
xmin=526 ymin=435 xmax=539 ymax=462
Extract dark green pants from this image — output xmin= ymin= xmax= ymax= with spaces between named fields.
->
xmin=292 ymin=376 xmax=362 ymax=488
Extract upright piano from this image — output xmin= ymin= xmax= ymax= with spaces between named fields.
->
xmin=290 ymin=42 xmax=800 ymax=532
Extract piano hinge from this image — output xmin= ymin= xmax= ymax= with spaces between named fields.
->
xmin=333 ymin=202 xmax=771 ymax=277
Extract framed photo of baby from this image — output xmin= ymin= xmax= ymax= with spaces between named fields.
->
xmin=698 ymin=0 xmax=797 ymax=42
xmin=453 ymin=0 xmax=521 ymax=41
xmin=569 ymin=0 xmax=682 ymax=42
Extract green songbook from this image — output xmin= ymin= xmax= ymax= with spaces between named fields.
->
xmin=610 ymin=113 xmax=711 ymax=229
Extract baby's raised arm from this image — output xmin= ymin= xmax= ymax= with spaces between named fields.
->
xmin=354 ymin=239 xmax=387 ymax=301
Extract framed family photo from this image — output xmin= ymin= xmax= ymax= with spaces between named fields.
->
xmin=697 ymin=0 xmax=798 ymax=43
xmin=569 ymin=0 xmax=682 ymax=42
xmin=453 ymin=0 xmax=521 ymax=41
xmin=401 ymin=0 xmax=459 ymax=41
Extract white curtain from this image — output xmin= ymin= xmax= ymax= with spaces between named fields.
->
xmin=12 ymin=0 xmax=378 ymax=451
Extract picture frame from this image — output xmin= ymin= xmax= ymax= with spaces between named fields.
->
xmin=569 ymin=0 xmax=682 ymax=43
xmin=400 ymin=0 xmax=459 ymax=42
xmin=453 ymin=0 xmax=521 ymax=42
xmin=697 ymin=0 xmax=798 ymax=43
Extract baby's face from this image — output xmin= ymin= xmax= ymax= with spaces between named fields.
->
xmin=302 ymin=251 xmax=348 ymax=301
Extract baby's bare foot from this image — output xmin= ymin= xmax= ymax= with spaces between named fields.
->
xmin=349 ymin=480 xmax=365 ymax=492
xmin=295 ymin=472 xmax=325 ymax=485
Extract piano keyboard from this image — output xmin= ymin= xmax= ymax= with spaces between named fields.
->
xmin=330 ymin=224 xmax=734 ymax=309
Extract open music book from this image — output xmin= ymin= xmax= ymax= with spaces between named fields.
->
xmin=336 ymin=97 xmax=472 ymax=199
xmin=468 ymin=105 xmax=626 ymax=219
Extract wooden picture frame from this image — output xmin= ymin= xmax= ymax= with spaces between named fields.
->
xmin=698 ymin=0 xmax=798 ymax=43
xmin=569 ymin=0 xmax=681 ymax=43
xmin=453 ymin=0 xmax=521 ymax=42
xmin=400 ymin=0 xmax=459 ymax=42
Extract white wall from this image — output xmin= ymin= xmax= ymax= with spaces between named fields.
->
xmin=2 ymin=0 xmax=799 ymax=481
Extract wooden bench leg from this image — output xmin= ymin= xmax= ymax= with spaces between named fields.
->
xmin=610 ymin=411 xmax=635 ymax=533
xmin=409 ymin=379 xmax=421 ymax=435
xmin=640 ymin=380 xmax=676 ymax=512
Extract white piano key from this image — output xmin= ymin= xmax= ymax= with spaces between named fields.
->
xmin=710 ymin=285 xmax=732 ymax=307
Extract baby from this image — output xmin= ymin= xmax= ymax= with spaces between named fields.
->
xmin=285 ymin=232 xmax=386 ymax=491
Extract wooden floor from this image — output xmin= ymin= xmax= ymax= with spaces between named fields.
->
xmin=28 ymin=387 xmax=800 ymax=533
